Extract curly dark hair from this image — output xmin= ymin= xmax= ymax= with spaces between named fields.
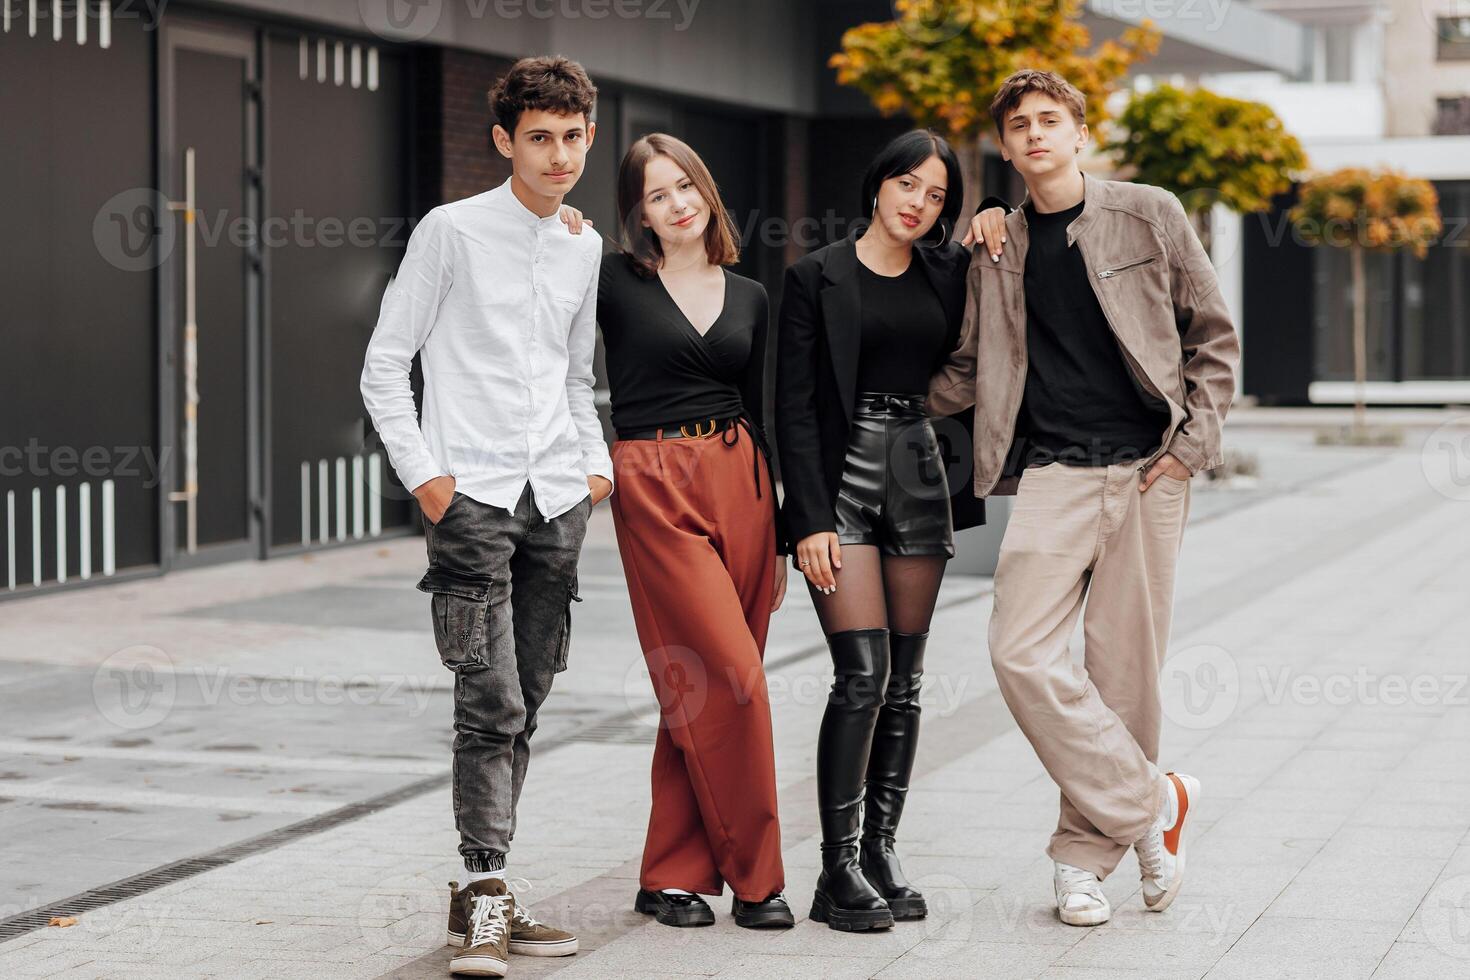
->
xmin=488 ymin=56 xmax=597 ymax=138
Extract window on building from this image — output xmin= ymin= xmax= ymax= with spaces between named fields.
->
xmin=1402 ymin=182 xmax=1470 ymax=381
xmin=1438 ymin=17 xmax=1470 ymax=61
xmin=1310 ymin=181 xmax=1467 ymax=384
xmin=1436 ymin=97 xmax=1470 ymax=136
xmin=1322 ymin=23 xmax=1356 ymax=82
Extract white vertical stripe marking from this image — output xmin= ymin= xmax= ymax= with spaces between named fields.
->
xmin=79 ymin=482 xmax=92 ymax=580
xmin=301 ymin=461 xmax=311 ymax=546
xmin=350 ymin=43 xmax=361 ymax=89
xmin=29 ymin=0 xmax=37 ymax=37
xmin=76 ymin=0 xmax=86 ymax=44
xmin=333 ymin=41 xmax=344 ymax=86
xmin=334 ymin=457 xmax=347 ymax=541
xmin=6 ymin=491 xmax=15 ymax=591
xmin=31 ymin=488 xmax=41 ymax=586
xmin=367 ymin=47 xmax=379 ymax=91
xmin=368 ymin=453 xmax=382 ymax=536
xmin=317 ymin=460 xmax=329 ymax=544
xmin=54 ymin=486 xmax=66 ymax=583
xmin=101 ymin=479 xmax=115 ymax=576
xmin=351 ymin=456 xmax=364 ymax=538
xmin=299 ymin=36 xmax=308 ymax=80
xmin=316 ymin=39 xmax=326 ymax=83
xmin=98 ymin=0 xmax=108 ymax=48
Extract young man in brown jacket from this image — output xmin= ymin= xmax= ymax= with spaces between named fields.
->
xmin=928 ymin=69 xmax=1239 ymax=927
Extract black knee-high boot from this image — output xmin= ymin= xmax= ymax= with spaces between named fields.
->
xmin=811 ymin=627 xmax=895 ymax=932
xmin=860 ymin=630 xmax=928 ymax=919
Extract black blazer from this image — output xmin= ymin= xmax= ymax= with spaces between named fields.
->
xmin=775 ymin=226 xmax=995 ymax=546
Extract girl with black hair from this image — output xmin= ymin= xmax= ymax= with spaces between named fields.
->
xmin=775 ymin=129 xmax=1009 ymax=931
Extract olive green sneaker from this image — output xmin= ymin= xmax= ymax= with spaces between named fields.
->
xmin=451 ymin=878 xmax=512 ymax=977
xmin=447 ymin=880 xmax=578 ymax=957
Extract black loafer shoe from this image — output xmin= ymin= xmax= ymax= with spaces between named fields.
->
xmin=634 ymin=889 xmax=715 ymax=927
xmin=731 ymin=892 xmax=795 ymax=929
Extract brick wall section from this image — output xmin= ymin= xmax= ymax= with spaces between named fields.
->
xmin=438 ymin=48 xmax=517 ymax=205
xmin=412 ymin=46 xmax=518 ymax=212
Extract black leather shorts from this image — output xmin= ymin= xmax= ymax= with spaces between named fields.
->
xmin=833 ymin=392 xmax=955 ymax=557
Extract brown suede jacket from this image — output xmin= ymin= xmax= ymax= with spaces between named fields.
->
xmin=927 ymin=172 xmax=1240 ymax=496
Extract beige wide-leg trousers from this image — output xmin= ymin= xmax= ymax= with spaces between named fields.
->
xmin=988 ymin=461 xmax=1191 ymax=879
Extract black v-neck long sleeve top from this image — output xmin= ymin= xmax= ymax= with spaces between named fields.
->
xmin=597 ymin=251 xmax=772 ymax=438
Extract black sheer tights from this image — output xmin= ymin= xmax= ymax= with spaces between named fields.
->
xmin=806 ymin=545 xmax=946 ymax=637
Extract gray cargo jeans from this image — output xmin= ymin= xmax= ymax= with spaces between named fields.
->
xmin=417 ymin=484 xmax=589 ymax=872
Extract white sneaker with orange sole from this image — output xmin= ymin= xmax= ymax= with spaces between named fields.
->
xmin=1135 ymin=772 xmax=1200 ymax=912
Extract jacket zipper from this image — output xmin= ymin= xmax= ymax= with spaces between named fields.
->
xmin=1095 ymin=254 xmax=1158 ymax=280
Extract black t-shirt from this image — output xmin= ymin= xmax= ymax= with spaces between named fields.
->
xmin=855 ymin=259 xmax=951 ymax=395
xmin=1013 ymin=199 xmax=1169 ymax=468
xmin=597 ymin=252 xmax=769 ymax=436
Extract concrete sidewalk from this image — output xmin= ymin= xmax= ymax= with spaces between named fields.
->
xmin=2 ymin=421 xmax=1469 ymax=979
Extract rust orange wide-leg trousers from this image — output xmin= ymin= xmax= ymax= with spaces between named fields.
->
xmin=610 ymin=426 xmax=785 ymax=902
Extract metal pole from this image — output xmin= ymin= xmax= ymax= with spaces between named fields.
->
xmin=167 ymin=147 xmax=199 ymax=553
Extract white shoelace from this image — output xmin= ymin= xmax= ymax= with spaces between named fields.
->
xmin=505 ymin=877 xmax=541 ymax=928
xmin=1135 ymin=828 xmax=1164 ymax=880
xmin=1055 ymin=863 xmax=1105 ymax=904
xmin=467 ymin=893 xmax=512 ymax=948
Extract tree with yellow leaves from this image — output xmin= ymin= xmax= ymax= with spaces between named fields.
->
xmin=1112 ymin=85 xmax=1306 ymax=251
xmin=1290 ymin=169 xmax=1442 ymax=435
xmin=830 ymin=0 xmax=1159 ymax=211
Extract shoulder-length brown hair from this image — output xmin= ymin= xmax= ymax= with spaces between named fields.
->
xmin=616 ymin=133 xmax=740 ymax=278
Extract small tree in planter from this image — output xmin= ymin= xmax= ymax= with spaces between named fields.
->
xmin=1111 ymin=85 xmax=1306 ymax=252
xmin=1290 ymin=169 xmax=1442 ymax=440
xmin=830 ymin=0 xmax=1158 ymax=217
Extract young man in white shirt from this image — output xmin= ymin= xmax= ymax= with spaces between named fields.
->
xmin=361 ymin=56 xmax=611 ymax=977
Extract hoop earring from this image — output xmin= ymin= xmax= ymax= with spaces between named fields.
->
xmin=935 ymin=219 xmax=948 ymax=248
xmin=871 ymin=195 xmax=878 ymax=216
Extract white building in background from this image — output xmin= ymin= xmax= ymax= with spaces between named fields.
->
xmin=1199 ymin=0 xmax=1470 ymax=404
xmin=1059 ymin=0 xmax=1470 ymax=405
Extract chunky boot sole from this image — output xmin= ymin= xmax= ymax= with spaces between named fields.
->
xmin=634 ymin=891 xmax=715 ymax=927
xmin=731 ymin=899 xmax=796 ymax=929
xmin=809 ymin=891 xmax=894 ymax=931
xmin=884 ymin=895 xmax=927 ymax=920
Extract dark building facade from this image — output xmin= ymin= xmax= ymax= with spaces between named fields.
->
xmin=1 ymin=0 xmax=899 ymax=597
xmin=1243 ymin=182 xmax=1470 ymax=406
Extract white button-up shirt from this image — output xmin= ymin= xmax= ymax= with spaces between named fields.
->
xmin=361 ymin=179 xmax=612 ymax=520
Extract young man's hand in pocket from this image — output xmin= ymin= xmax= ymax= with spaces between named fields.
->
xmin=413 ymin=475 xmax=457 ymax=523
